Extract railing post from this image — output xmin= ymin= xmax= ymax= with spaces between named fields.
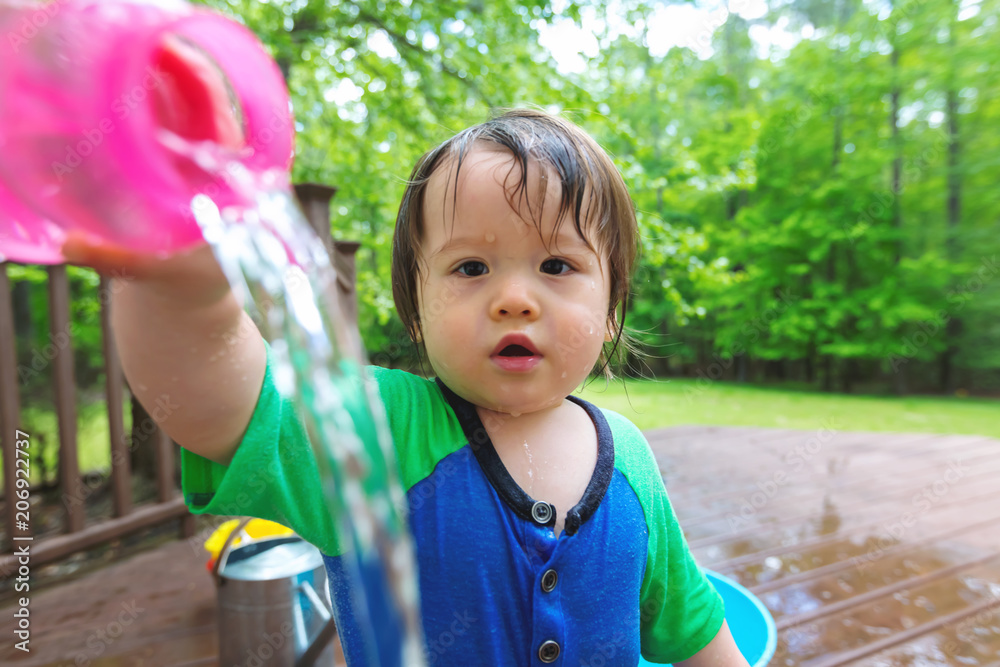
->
xmin=0 ymin=264 xmax=23 ymax=550
xmin=48 ymin=265 xmax=85 ymax=534
xmin=0 ymin=182 xmax=361 ymax=567
xmin=293 ymin=181 xmax=361 ymax=329
xmin=100 ymin=275 xmax=132 ymax=518
xmin=294 ymin=182 xmax=338 ymax=250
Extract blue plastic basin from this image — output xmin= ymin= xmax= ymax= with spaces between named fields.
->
xmin=638 ymin=570 xmax=776 ymax=666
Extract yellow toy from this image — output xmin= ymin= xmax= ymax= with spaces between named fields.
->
xmin=203 ymin=518 xmax=294 ymax=572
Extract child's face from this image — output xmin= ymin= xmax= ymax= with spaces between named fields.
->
xmin=415 ymin=145 xmax=612 ymax=415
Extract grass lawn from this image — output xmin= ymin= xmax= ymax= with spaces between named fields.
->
xmin=8 ymin=400 xmax=127 ymax=485
xmin=6 ymin=379 xmax=996 ymax=486
xmin=576 ymin=377 xmax=1000 ymax=439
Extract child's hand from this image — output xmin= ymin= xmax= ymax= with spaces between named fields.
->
xmin=61 ymin=231 xmax=233 ymax=309
xmin=59 ymin=29 xmax=245 ymax=305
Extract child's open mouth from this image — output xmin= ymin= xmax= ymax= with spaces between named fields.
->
xmin=498 ymin=344 xmax=534 ymax=357
xmin=491 ymin=335 xmax=542 ymax=372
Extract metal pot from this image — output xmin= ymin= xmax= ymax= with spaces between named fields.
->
xmin=215 ymin=523 xmax=337 ymax=667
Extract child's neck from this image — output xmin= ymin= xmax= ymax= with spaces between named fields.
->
xmin=476 ymin=400 xmax=598 ymax=537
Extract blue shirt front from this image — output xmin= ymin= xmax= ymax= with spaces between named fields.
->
xmin=182 ymin=361 xmax=725 ymax=666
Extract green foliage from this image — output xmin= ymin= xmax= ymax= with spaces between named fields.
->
xmin=16 ymin=0 xmax=997 ymax=396
xmin=12 ymin=265 xmax=109 ymax=405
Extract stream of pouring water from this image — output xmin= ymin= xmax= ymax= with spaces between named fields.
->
xmin=190 ymin=167 xmax=425 ymax=667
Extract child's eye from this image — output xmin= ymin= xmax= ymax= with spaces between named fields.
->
xmin=540 ymin=258 xmax=573 ymax=275
xmin=455 ymin=261 xmax=488 ymax=277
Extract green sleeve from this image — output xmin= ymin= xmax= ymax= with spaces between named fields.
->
xmin=603 ymin=409 xmax=726 ymax=664
xmin=364 ymin=366 xmax=467 ymax=491
xmin=180 ymin=342 xmax=340 ymax=554
xmin=180 ymin=344 xmax=466 ymax=555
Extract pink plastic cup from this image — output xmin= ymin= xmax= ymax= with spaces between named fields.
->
xmin=0 ymin=0 xmax=294 ymax=264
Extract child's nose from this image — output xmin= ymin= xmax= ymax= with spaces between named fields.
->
xmin=492 ymin=279 xmax=539 ymax=320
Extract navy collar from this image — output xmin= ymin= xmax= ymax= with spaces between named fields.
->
xmin=435 ymin=380 xmax=615 ymax=536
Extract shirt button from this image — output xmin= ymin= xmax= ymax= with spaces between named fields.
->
xmin=531 ymin=501 xmax=553 ymax=524
xmin=541 ymin=569 xmax=558 ymax=593
xmin=538 ymin=640 xmax=560 ymax=663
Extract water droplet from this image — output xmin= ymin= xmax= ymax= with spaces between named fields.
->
xmin=764 ymin=556 xmax=782 ymax=569
xmin=561 ymin=372 xmax=567 ymax=378
xmin=524 ymin=441 xmax=535 ymax=489
xmin=485 ymin=232 xmax=496 ymax=242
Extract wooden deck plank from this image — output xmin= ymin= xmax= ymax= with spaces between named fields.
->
xmin=647 ymin=426 xmax=1000 ymax=667
xmin=1 ymin=426 xmax=997 ymax=665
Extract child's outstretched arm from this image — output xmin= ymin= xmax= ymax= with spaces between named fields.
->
xmin=675 ymin=621 xmax=750 ymax=667
xmin=63 ymin=235 xmax=266 ymax=466
xmin=59 ymin=35 xmax=265 ymax=466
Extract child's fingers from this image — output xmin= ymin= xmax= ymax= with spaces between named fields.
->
xmin=61 ymin=231 xmax=224 ymax=287
xmin=62 ymin=231 xmax=235 ymax=306
xmin=60 ymin=231 xmax=158 ymax=278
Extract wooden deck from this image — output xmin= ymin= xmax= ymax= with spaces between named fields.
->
xmin=2 ymin=426 xmax=999 ymax=666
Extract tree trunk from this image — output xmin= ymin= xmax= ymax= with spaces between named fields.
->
xmin=736 ymin=354 xmax=747 ymax=382
xmin=888 ymin=3 xmax=907 ymax=396
xmin=822 ymin=356 xmax=834 ymax=393
xmin=940 ymin=2 xmax=962 ymax=393
xmin=890 ymin=46 xmax=903 ymax=265
xmin=805 ymin=343 xmax=815 ymax=384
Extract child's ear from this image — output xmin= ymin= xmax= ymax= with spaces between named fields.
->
xmin=605 ymin=311 xmax=617 ymax=343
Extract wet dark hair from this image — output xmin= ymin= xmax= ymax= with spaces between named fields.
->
xmin=391 ymin=108 xmax=638 ymax=378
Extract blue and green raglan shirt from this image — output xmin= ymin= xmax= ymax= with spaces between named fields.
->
xmin=181 ymin=348 xmax=724 ymax=666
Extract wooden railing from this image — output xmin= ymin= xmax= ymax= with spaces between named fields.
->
xmin=0 ymin=182 xmax=357 ymax=577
